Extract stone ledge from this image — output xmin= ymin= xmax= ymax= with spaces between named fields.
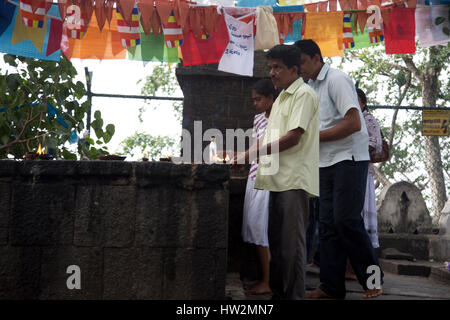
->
xmin=379 ymin=258 xmax=450 ymax=285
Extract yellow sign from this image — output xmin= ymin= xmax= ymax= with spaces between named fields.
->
xmin=422 ymin=110 xmax=450 ymax=136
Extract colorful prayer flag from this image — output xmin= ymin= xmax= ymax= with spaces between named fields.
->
xmin=19 ymin=0 xmax=45 ymax=28
xmin=180 ymin=14 xmax=229 ymax=66
xmin=161 ymin=10 xmax=183 ymax=48
xmin=343 ymin=13 xmax=355 ymax=49
xmin=116 ymin=4 xmax=140 ymax=47
xmin=383 ymin=7 xmax=416 ymax=54
xmin=303 ymin=12 xmax=344 ymax=57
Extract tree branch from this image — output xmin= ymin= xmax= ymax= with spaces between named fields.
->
xmin=0 ymin=131 xmax=54 ymax=152
xmin=402 ymin=55 xmax=424 ymax=83
xmin=373 ymin=165 xmax=392 ymax=187
xmin=0 ymin=107 xmax=44 ymax=151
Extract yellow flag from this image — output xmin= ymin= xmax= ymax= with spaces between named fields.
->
xmin=303 ymin=12 xmax=344 ymax=57
xmin=11 ymin=10 xmax=48 ymax=53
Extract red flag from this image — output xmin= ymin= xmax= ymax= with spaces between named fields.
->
xmin=180 ymin=15 xmax=229 ymax=66
xmin=383 ymin=8 xmax=416 ymax=54
xmin=46 ymin=18 xmax=63 ymax=56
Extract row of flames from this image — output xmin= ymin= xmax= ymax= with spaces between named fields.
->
xmin=210 ymin=154 xmax=230 ymax=163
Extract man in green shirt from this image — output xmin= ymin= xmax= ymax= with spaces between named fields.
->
xmin=234 ymin=44 xmax=319 ymax=299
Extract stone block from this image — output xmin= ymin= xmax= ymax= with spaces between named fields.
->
xmin=378 ymin=233 xmax=430 ymax=260
xmin=103 ymin=248 xmax=163 ymax=299
xmin=381 ymin=248 xmax=415 ymax=261
xmin=77 ymin=160 xmax=132 ymax=178
xmin=135 ymin=187 xmax=192 ymax=247
xmin=162 ymin=248 xmax=226 ymax=299
xmin=0 ymin=183 xmax=10 ymax=227
xmin=10 ymin=184 xmax=75 ymax=246
xmin=18 ymin=161 xmax=78 ymax=179
xmin=378 ymin=181 xmax=433 ymax=234
xmin=191 ymin=189 xmax=228 ymax=249
xmin=74 ymin=185 xmax=136 ymax=247
xmin=0 ymin=227 xmax=7 ymax=245
xmin=0 ymin=246 xmax=41 ymax=299
xmin=0 ymin=160 xmax=17 ymax=178
xmin=193 ymin=164 xmax=230 ymax=184
xmin=429 ymin=236 xmax=450 ymax=262
xmin=39 ymin=247 xmax=103 ymax=299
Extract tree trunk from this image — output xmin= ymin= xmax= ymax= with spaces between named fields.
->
xmin=423 ymin=135 xmax=447 ymax=219
xmin=421 ymin=51 xmax=448 ymax=220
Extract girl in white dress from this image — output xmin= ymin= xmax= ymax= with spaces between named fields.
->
xmin=241 ymin=79 xmax=278 ymax=295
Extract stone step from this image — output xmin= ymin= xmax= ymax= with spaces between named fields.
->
xmin=380 ymin=258 xmax=450 ymax=285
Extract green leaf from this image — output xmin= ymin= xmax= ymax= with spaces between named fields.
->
xmin=435 ymin=17 xmax=445 ymax=26
xmin=106 ymin=124 xmax=115 ymax=136
xmin=1 ymin=135 xmax=9 ymax=145
xmin=94 ymin=110 xmax=101 ymax=120
xmin=443 ymin=27 xmax=449 ymax=36
xmin=61 ymin=149 xmax=77 ymax=160
xmin=3 ymin=54 xmax=17 ymax=67
xmin=103 ymin=132 xmax=112 ymax=143
xmin=6 ymin=74 xmax=21 ymax=92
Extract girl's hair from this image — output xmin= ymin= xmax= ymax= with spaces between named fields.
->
xmin=252 ymin=79 xmax=279 ymax=100
xmin=356 ymin=88 xmax=367 ymax=106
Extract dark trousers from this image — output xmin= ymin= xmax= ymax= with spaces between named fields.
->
xmin=269 ymin=189 xmax=309 ymax=300
xmin=318 ymin=160 xmax=383 ymax=298
xmin=306 ymin=197 xmax=320 ymax=265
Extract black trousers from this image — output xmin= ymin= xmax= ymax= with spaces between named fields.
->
xmin=269 ymin=189 xmax=309 ymax=300
xmin=318 ymin=160 xmax=383 ymax=298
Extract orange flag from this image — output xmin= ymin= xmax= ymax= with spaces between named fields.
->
xmin=63 ymin=11 xmax=126 ymax=60
xmin=303 ymin=12 xmax=344 ymax=57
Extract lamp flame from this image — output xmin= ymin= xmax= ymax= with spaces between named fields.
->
xmin=36 ymin=143 xmax=44 ymax=155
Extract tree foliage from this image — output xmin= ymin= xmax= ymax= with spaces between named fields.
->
xmin=342 ymin=44 xmax=450 ymax=218
xmin=119 ymin=64 xmax=182 ymax=159
xmin=137 ymin=64 xmax=183 ymax=123
xmin=118 ymin=132 xmax=177 ymax=160
xmin=0 ymin=54 xmax=114 ymax=160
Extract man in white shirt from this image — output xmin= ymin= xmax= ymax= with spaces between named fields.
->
xmin=294 ymin=39 xmax=383 ymax=299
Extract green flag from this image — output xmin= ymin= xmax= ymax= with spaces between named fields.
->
xmin=349 ymin=14 xmax=383 ymax=50
xmin=127 ymin=27 xmax=179 ymax=62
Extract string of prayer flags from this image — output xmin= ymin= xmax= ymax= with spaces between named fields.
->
xmin=0 ymin=4 xmax=61 ymax=60
xmin=237 ymin=0 xmax=277 ymax=7
xmin=382 ymin=7 xmax=416 ymax=54
xmin=116 ymin=3 xmax=141 ymax=47
xmin=303 ymin=11 xmax=343 ymax=57
xmin=63 ymin=11 xmax=126 ymax=60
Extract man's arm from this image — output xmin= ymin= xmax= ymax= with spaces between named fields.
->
xmin=231 ymin=127 xmax=303 ymax=165
xmin=320 ymin=108 xmax=361 ymax=142
xmin=259 ymin=127 xmax=304 ymax=157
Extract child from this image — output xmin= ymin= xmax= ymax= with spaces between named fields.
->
xmin=242 ymin=79 xmax=278 ymax=295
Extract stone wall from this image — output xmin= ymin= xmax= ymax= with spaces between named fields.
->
xmin=0 ymin=160 xmax=229 ymax=299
